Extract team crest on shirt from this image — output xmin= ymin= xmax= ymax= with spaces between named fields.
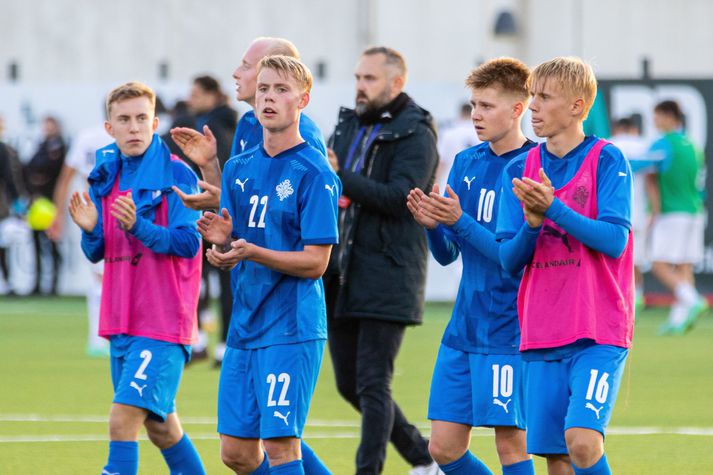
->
xmin=572 ymin=185 xmax=589 ymax=208
xmin=276 ymin=179 xmax=294 ymax=201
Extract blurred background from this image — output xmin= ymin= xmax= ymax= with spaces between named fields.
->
xmin=1 ymin=0 xmax=712 ymax=297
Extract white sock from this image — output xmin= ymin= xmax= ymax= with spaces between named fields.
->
xmin=194 ymin=331 xmax=208 ymax=351
xmin=675 ymin=283 xmax=699 ymax=307
xmin=669 ymin=302 xmax=688 ymax=325
xmin=214 ymin=343 xmax=226 ymax=362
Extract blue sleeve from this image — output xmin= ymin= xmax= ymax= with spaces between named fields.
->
xmin=80 ymin=187 xmax=105 ymax=263
xmin=545 ymin=198 xmax=629 ymax=258
xmin=495 ymin=158 xmax=526 ymax=241
xmin=299 ymin=170 xmax=340 ymax=245
xmin=450 ymin=212 xmax=499 ymax=263
xmin=596 ymin=144 xmax=633 ymax=228
xmin=220 ymin=160 xmax=239 ymax=239
xmin=499 ymin=222 xmax=541 ymax=275
xmin=427 ymin=225 xmax=460 ymax=266
xmin=128 ymin=164 xmax=201 ymax=258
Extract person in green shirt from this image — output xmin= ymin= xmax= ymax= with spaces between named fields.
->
xmin=647 ymin=100 xmax=708 ymax=334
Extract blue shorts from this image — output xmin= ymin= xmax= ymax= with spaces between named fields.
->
xmin=110 ymin=335 xmax=190 ymax=422
xmin=428 ymin=344 xmax=525 ymax=429
xmin=524 ymin=344 xmax=629 ymax=455
xmin=217 ymin=340 xmax=325 ymax=439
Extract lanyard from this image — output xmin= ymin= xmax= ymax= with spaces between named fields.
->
xmin=344 ymin=124 xmax=382 ymax=173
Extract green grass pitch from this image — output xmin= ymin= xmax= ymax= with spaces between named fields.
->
xmin=1 ymin=297 xmax=712 ymax=473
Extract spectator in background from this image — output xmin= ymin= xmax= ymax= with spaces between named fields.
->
xmin=647 ymin=100 xmax=708 ymax=334
xmin=186 ymin=75 xmax=238 ymax=363
xmin=325 ymin=46 xmax=439 ymax=475
xmin=0 ymin=116 xmax=25 ymax=296
xmin=48 ymin=115 xmax=112 ymax=356
xmin=609 ymin=116 xmax=651 ymax=313
xmin=162 ymin=100 xmax=195 ymax=163
xmin=436 ymin=102 xmax=480 ymax=190
xmin=25 ymin=116 xmax=66 ymax=295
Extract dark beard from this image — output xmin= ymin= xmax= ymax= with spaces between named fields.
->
xmin=355 ymin=89 xmax=392 ymax=118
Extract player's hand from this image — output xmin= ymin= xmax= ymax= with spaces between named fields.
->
xmin=111 ymin=192 xmax=137 ymax=231
xmin=68 ymin=191 xmax=98 ymax=233
xmin=172 ymin=180 xmax=221 ymax=210
xmin=206 ymin=244 xmax=241 ymax=271
xmin=523 ymin=205 xmax=544 ymax=228
xmin=327 ymin=148 xmax=339 ymax=172
xmin=514 ymin=168 xmax=555 ymax=213
xmin=197 ymin=208 xmax=233 ymax=245
xmin=423 ymin=184 xmax=462 ymax=226
xmin=230 ymin=238 xmax=257 ymax=261
xmin=407 ymin=186 xmax=438 ymax=229
xmin=46 ymin=213 xmax=65 ymax=241
xmin=170 ymin=125 xmax=218 ymax=167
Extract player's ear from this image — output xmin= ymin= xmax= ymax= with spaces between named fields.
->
xmin=104 ymin=121 xmax=114 ymax=138
xmin=298 ymin=91 xmax=310 ymax=110
xmin=152 ymin=115 xmax=159 ymax=133
xmin=512 ymin=101 xmax=525 ymax=119
xmin=571 ymin=97 xmax=585 ymax=117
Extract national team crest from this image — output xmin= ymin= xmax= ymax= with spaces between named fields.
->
xmin=572 ymin=186 xmax=589 ymax=208
xmin=276 ymin=179 xmax=294 ymax=201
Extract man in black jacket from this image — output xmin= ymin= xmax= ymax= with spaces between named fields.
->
xmin=326 ymin=46 xmax=440 ymax=475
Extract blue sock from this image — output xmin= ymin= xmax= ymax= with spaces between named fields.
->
xmin=160 ymin=434 xmax=206 ymax=475
xmin=300 ymin=441 xmax=331 ymax=474
xmin=440 ymin=451 xmax=493 ymax=475
xmin=572 ymin=454 xmax=612 ymax=475
xmin=503 ymin=458 xmax=535 ymax=475
xmin=251 ymin=452 xmax=270 ymax=475
xmin=103 ymin=440 xmax=138 ymax=475
xmin=270 ymin=459 xmax=305 ymax=474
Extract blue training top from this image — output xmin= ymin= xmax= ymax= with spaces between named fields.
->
xmin=220 ymin=142 xmax=340 ymax=349
xmin=428 ymin=140 xmax=535 ymax=354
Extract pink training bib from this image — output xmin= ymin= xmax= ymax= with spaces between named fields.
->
xmin=518 ymin=140 xmax=634 ymax=351
xmin=98 ymin=177 xmax=201 ymax=345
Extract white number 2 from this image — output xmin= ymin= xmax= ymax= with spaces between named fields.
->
xmin=133 ymin=350 xmax=152 ymax=381
xmin=492 ymin=364 xmax=514 ymax=398
xmin=585 ymin=369 xmax=610 ymax=404
xmin=266 ymin=372 xmax=291 ymax=407
xmin=248 ymin=195 xmax=268 ymax=228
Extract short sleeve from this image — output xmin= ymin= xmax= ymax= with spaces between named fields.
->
xmin=299 ymin=170 xmax=341 ymax=245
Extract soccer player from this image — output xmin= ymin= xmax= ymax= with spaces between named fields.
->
xmin=170 ymin=37 xmax=325 ymax=213
xmin=68 ymin=82 xmax=205 ymax=475
xmin=646 ymin=100 xmax=708 ymax=334
xmin=497 ymin=57 xmax=634 ymax=475
xmin=197 ymin=56 xmax=339 ymax=475
xmin=407 ymin=58 xmax=535 ymax=475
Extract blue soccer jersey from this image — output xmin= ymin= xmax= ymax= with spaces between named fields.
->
xmin=496 ymin=135 xmax=633 ymax=243
xmin=220 ymin=142 xmax=340 ymax=349
xmin=230 ymin=110 xmax=327 ymax=158
xmin=432 ymin=141 xmax=535 ymax=354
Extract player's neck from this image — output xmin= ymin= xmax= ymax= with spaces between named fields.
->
xmin=545 ymin=124 xmax=585 ymax=158
xmin=490 ymin=128 xmax=527 ymax=156
xmin=263 ymin=124 xmax=303 ymax=157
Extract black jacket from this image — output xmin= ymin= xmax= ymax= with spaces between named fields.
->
xmin=327 ymin=96 xmax=438 ymax=325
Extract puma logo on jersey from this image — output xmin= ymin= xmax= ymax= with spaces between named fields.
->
xmin=239 ymin=139 xmax=247 ymax=151
xmin=273 ymin=410 xmax=290 ymax=426
xmin=101 ymin=149 xmax=115 ymax=157
xmin=324 ymin=184 xmax=337 ymax=196
xmin=130 ymin=381 xmax=147 ymax=398
xmin=463 ymin=176 xmax=476 ymax=190
xmin=235 ymin=178 xmax=249 ymax=192
xmin=493 ymin=398 xmax=512 ymax=413
xmin=618 ymin=171 xmax=627 ymax=177
xmin=543 ymin=225 xmax=573 ymax=252
xmin=585 ymin=402 xmax=604 ymax=419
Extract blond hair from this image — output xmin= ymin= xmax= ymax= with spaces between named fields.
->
xmin=529 ymin=57 xmax=597 ymax=119
xmin=465 ymin=57 xmax=530 ymax=101
xmin=254 ymin=37 xmax=301 ymax=59
xmin=106 ymin=81 xmax=156 ymax=116
xmin=258 ymin=55 xmax=313 ymax=93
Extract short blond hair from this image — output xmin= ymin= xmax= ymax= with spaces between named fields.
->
xmin=258 ymin=55 xmax=313 ymax=93
xmin=529 ymin=57 xmax=597 ymax=119
xmin=465 ymin=57 xmax=530 ymax=101
xmin=106 ymin=81 xmax=156 ymax=116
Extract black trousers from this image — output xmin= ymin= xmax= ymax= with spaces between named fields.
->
xmin=325 ymin=277 xmax=432 ymax=474
xmin=32 ymin=230 xmax=60 ymax=295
